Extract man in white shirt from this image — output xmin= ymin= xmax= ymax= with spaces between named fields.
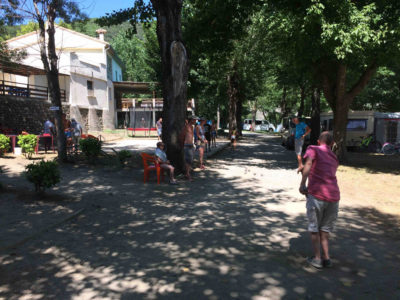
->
xmin=155 ymin=142 xmax=177 ymax=184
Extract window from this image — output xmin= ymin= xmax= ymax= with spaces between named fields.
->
xmin=346 ymin=119 xmax=367 ymax=131
xmin=328 ymin=119 xmax=333 ymax=131
xmin=322 ymin=120 xmax=328 ymax=131
xmin=107 ymin=56 xmax=112 ymax=80
xmin=87 ymin=80 xmax=94 ymax=97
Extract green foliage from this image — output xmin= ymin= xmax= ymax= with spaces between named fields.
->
xmin=16 ymin=21 xmax=39 ymax=36
xmin=25 ymin=160 xmax=60 ymax=192
xmin=0 ymin=134 xmax=10 ymax=155
xmin=117 ymin=150 xmax=132 ymax=164
xmin=17 ymin=134 xmax=37 ymax=159
xmin=96 ymin=0 xmax=154 ymax=37
xmin=352 ymin=67 xmax=400 ymax=111
xmin=79 ymin=137 xmax=102 ymax=163
xmin=111 ymin=28 xmax=150 ymax=81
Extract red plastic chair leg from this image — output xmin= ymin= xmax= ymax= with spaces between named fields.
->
xmin=156 ymin=167 xmax=160 ymax=184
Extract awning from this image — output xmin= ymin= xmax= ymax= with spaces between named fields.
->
xmin=113 ymin=81 xmax=160 ymax=94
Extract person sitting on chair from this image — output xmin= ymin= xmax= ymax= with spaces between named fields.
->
xmin=155 ymin=142 xmax=177 ymax=184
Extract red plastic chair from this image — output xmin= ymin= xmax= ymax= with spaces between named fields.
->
xmin=140 ymin=152 xmax=165 ymax=184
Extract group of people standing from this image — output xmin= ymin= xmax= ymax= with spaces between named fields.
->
xmin=183 ymin=116 xmax=217 ymax=180
xmin=42 ymin=114 xmax=82 ymax=153
xmin=154 ymin=116 xmax=217 ymax=183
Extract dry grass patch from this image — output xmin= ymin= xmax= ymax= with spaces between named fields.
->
xmin=338 ymin=152 xmax=400 ymax=217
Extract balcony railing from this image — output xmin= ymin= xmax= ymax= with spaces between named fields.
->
xmin=0 ymin=80 xmax=66 ymax=102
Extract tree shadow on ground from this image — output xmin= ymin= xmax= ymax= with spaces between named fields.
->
xmin=0 ymin=135 xmax=399 ymax=299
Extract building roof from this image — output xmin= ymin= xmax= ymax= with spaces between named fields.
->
xmin=6 ymin=24 xmax=109 ymax=46
xmin=0 ymin=61 xmax=68 ymax=76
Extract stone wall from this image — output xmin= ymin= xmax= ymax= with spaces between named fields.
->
xmin=0 ymin=95 xmax=69 ymax=134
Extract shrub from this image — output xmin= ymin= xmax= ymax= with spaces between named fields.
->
xmin=117 ymin=150 xmax=132 ymax=164
xmin=0 ymin=134 xmax=10 ymax=156
xmin=25 ymin=160 xmax=60 ymax=192
xmin=17 ymin=134 xmax=37 ymax=159
xmin=79 ymin=137 xmax=102 ymax=163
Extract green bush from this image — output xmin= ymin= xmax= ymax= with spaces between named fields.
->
xmin=25 ymin=160 xmax=60 ymax=192
xmin=117 ymin=150 xmax=132 ymax=164
xmin=79 ymin=137 xmax=102 ymax=163
xmin=0 ymin=134 xmax=10 ymax=156
xmin=17 ymin=134 xmax=37 ymax=159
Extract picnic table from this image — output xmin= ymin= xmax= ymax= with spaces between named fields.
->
xmin=35 ymin=134 xmax=55 ymax=154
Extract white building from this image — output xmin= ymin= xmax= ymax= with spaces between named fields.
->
xmin=6 ymin=25 xmax=124 ymax=131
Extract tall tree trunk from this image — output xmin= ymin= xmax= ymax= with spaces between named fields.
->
xmin=227 ymin=61 xmax=239 ymax=137
xmin=297 ymin=85 xmax=305 ymax=117
xmin=280 ymin=86 xmax=288 ymax=122
xmin=310 ymin=87 xmax=320 ymax=145
xmin=35 ymin=2 xmax=66 ymax=161
xmin=236 ymin=96 xmax=243 ymax=136
xmin=151 ymin=0 xmax=188 ymax=172
xmin=321 ymin=61 xmax=377 ymax=161
xmin=251 ymin=100 xmax=257 ymax=132
xmin=217 ymin=104 xmax=220 ymax=129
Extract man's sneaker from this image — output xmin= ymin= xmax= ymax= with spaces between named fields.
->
xmin=307 ymin=256 xmax=323 ymax=269
xmin=323 ymin=259 xmax=332 ymax=268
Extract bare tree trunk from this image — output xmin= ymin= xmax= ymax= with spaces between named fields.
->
xmin=310 ymin=87 xmax=320 ymax=145
xmin=297 ymin=85 xmax=306 ymax=117
xmin=227 ymin=66 xmax=239 ymax=137
xmin=151 ymin=0 xmax=188 ymax=172
xmin=280 ymin=86 xmax=288 ymax=122
xmin=217 ymin=104 xmax=220 ymax=129
xmin=251 ymin=100 xmax=257 ymax=132
xmin=35 ymin=2 xmax=66 ymax=161
xmin=236 ymin=96 xmax=243 ymax=136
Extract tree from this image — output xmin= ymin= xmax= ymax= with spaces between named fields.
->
xmin=267 ymin=1 xmax=400 ymax=161
xmin=9 ymin=0 xmax=86 ymax=161
xmin=183 ymin=1 xmax=261 ymax=136
xmin=98 ymin=0 xmax=189 ymax=172
xmin=0 ymin=0 xmax=25 ymax=62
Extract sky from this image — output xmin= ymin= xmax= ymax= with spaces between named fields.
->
xmin=82 ymin=0 xmax=135 ymax=19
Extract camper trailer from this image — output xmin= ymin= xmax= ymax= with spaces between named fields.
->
xmin=320 ymin=111 xmax=400 ymax=147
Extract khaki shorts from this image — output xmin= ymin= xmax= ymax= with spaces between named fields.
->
xmin=295 ymin=138 xmax=304 ymax=156
xmin=306 ymin=194 xmax=339 ymax=233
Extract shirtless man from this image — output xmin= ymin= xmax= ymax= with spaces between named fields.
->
xmin=183 ymin=116 xmax=198 ymax=181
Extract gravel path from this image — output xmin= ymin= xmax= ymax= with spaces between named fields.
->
xmin=0 ymin=134 xmax=399 ymax=300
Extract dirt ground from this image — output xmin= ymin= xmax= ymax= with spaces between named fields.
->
xmin=0 ymin=134 xmax=399 ymax=299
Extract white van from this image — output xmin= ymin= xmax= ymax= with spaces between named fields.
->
xmin=243 ymin=119 xmax=275 ymax=132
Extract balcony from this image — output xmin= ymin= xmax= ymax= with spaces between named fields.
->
xmin=0 ymin=80 xmax=66 ymax=102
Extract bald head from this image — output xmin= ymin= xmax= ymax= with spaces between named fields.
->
xmin=318 ymin=131 xmax=334 ymax=146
